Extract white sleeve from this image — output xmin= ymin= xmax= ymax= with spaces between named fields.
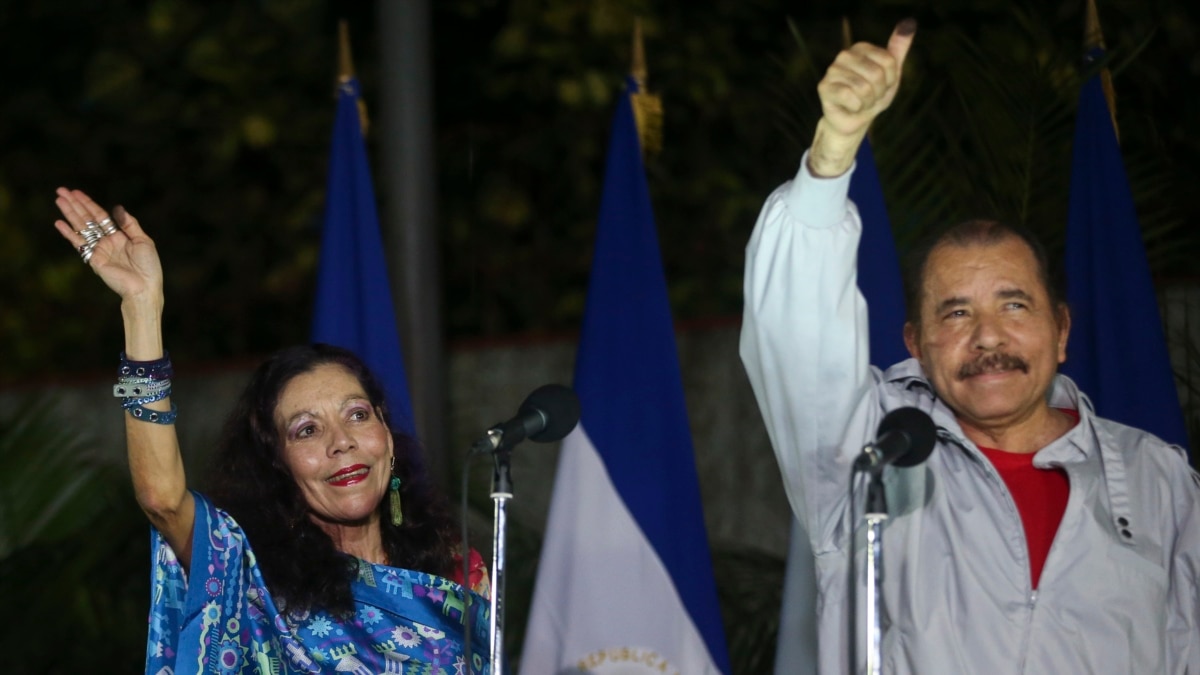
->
xmin=739 ymin=151 xmax=874 ymax=551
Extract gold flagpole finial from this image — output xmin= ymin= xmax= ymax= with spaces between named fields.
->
xmin=338 ymin=19 xmax=356 ymax=81
xmin=629 ymin=18 xmax=662 ymax=156
xmin=1084 ymin=0 xmax=1106 ymax=51
xmin=632 ymin=18 xmax=647 ymax=89
xmin=1084 ymin=0 xmax=1118 ymax=139
xmin=336 ymin=19 xmax=370 ymax=136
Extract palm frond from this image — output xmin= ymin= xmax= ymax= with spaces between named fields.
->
xmin=0 ymin=394 xmax=147 ymax=673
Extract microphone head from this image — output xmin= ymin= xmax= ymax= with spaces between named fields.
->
xmin=879 ymin=407 xmax=937 ymax=468
xmin=519 ymin=384 xmax=581 ymax=442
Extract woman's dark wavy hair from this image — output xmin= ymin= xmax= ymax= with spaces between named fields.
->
xmin=204 ymin=343 xmax=458 ymax=617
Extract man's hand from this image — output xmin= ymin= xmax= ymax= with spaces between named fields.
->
xmin=808 ymin=19 xmax=916 ymax=178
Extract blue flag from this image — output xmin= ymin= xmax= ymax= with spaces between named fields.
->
xmin=852 ymin=140 xmax=909 ymax=369
xmin=311 ymin=78 xmax=416 ymax=436
xmin=1061 ymin=61 xmax=1189 ymax=449
xmin=774 ymin=140 xmax=907 ymax=674
xmin=520 ymin=77 xmax=731 ymax=675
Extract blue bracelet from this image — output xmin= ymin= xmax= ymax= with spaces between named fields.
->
xmin=118 ymin=352 xmax=173 ymax=380
xmin=127 ymin=402 xmax=178 ymax=425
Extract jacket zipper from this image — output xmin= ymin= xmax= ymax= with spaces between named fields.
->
xmin=955 ymin=436 xmax=1038 ymax=672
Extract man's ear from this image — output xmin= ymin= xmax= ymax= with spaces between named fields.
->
xmin=1055 ymin=303 xmax=1071 ymax=364
xmin=903 ymin=321 xmax=922 ymax=360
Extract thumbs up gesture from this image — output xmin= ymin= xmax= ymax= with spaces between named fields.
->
xmin=808 ymin=19 xmax=916 ymax=177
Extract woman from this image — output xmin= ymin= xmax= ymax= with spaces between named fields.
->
xmin=53 ymin=188 xmax=489 ymax=674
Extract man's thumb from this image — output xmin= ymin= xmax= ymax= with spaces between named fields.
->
xmin=888 ymin=18 xmax=917 ymax=69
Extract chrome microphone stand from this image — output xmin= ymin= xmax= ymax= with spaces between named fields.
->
xmin=489 ymin=441 xmax=513 ymax=675
xmin=863 ymin=470 xmax=888 ymax=675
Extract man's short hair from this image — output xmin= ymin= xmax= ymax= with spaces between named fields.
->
xmin=902 ymin=218 xmax=1067 ymax=326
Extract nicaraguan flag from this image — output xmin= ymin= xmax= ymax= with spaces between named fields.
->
xmin=851 ymin=140 xmax=909 ymax=369
xmin=774 ymin=140 xmax=908 ymax=673
xmin=518 ymin=76 xmax=731 ymax=675
xmin=1061 ymin=56 xmax=1189 ymax=450
xmin=311 ymin=77 xmax=416 ymax=436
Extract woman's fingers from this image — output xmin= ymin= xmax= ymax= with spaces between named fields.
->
xmin=53 ymin=218 xmax=86 ymax=248
xmin=54 ymin=187 xmax=136 ymax=269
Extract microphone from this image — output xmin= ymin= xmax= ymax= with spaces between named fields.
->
xmin=471 ymin=384 xmax=581 ymax=453
xmin=853 ymin=407 xmax=937 ymax=472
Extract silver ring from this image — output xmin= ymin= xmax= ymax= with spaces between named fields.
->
xmin=100 ymin=222 xmax=118 ymax=236
xmin=84 ymin=220 xmax=98 ymax=229
xmin=98 ymin=217 xmax=112 ymax=227
xmin=80 ymin=246 xmax=95 ymax=264
xmin=79 ymin=224 xmax=103 ymax=244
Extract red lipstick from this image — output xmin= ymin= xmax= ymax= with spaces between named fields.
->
xmin=327 ymin=464 xmax=369 ymax=487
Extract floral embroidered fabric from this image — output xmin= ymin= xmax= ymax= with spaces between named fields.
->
xmin=146 ymin=492 xmax=490 ymax=674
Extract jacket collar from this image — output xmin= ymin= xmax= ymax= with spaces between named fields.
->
xmin=880 ymin=357 xmax=1100 ymax=464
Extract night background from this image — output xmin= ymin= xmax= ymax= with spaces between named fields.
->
xmin=1 ymin=0 xmax=1198 ymax=672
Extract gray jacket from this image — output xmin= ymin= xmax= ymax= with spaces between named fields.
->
xmin=740 ymin=156 xmax=1200 ymax=674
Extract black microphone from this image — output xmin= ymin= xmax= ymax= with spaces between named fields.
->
xmin=471 ymin=384 xmax=581 ymax=453
xmin=853 ymin=407 xmax=937 ymax=471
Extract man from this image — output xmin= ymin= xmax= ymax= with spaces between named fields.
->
xmin=740 ymin=20 xmax=1200 ymax=674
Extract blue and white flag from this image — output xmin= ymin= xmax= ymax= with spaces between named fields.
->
xmin=519 ymin=77 xmax=731 ymax=675
xmin=311 ymin=77 xmax=416 ymax=436
xmin=774 ymin=140 xmax=908 ymax=674
xmin=1062 ymin=56 xmax=1189 ymax=449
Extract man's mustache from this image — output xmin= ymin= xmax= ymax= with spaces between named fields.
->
xmin=958 ymin=352 xmax=1029 ymax=379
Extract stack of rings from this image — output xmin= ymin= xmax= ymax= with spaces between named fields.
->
xmin=78 ymin=217 xmax=118 ymax=263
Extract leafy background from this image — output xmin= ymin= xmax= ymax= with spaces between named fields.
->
xmin=2 ymin=0 xmax=1199 ymax=672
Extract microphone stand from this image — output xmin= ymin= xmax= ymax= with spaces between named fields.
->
xmin=863 ymin=468 xmax=888 ymax=675
xmin=489 ymin=443 xmax=513 ymax=675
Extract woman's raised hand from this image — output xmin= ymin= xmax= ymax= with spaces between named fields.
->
xmin=53 ymin=187 xmax=163 ymax=305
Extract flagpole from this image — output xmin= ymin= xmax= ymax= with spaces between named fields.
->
xmin=375 ymin=0 xmax=447 ymax=483
xmin=1084 ymin=0 xmax=1118 ymax=138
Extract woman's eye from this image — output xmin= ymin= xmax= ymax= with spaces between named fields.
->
xmin=350 ymin=408 xmax=369 ymax=421
xmin=297 ymin=424 xmax=315 ymax=438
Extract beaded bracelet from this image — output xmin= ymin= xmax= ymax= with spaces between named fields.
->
xmin=122 ymin=391 xmax=172 ymax=409
xmin=113 ymin=378 xmax=172 ymax=399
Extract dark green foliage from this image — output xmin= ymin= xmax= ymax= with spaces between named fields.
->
xmin=0 ymin=397 xmax=147 ymax=673
xmin=713 ymin=546 xmax=787 ymax=674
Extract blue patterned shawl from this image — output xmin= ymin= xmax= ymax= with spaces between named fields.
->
xmin=146 ymin=492 xmax=490 ymax=674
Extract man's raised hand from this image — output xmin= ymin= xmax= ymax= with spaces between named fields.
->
xmin=808 ymin=19 xmax=916 ymax=177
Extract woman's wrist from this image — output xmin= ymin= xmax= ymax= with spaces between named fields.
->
xmin=121 ymin=294 xmax=165 ymax=360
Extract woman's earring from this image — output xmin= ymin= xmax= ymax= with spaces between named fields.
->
xmin=389 ymin=455 xmax=403 ymax=526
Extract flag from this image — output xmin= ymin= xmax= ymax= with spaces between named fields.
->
xmin=1061 ymin=55 xmax=1189 ymax=449
xmin=311 ymin=76 xmax=416 ymax=436
xmin=519 ymin=76 xmax=731 ymax=675
xmin=774 ymin=140 xmax=908 ymax=673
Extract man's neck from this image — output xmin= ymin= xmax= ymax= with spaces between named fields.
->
xmin=957 ymin=406 xmax=1076 ymax=454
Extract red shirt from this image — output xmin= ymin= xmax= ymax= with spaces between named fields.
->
xmin=975 ymin=409 xmax=1078 ymax=589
